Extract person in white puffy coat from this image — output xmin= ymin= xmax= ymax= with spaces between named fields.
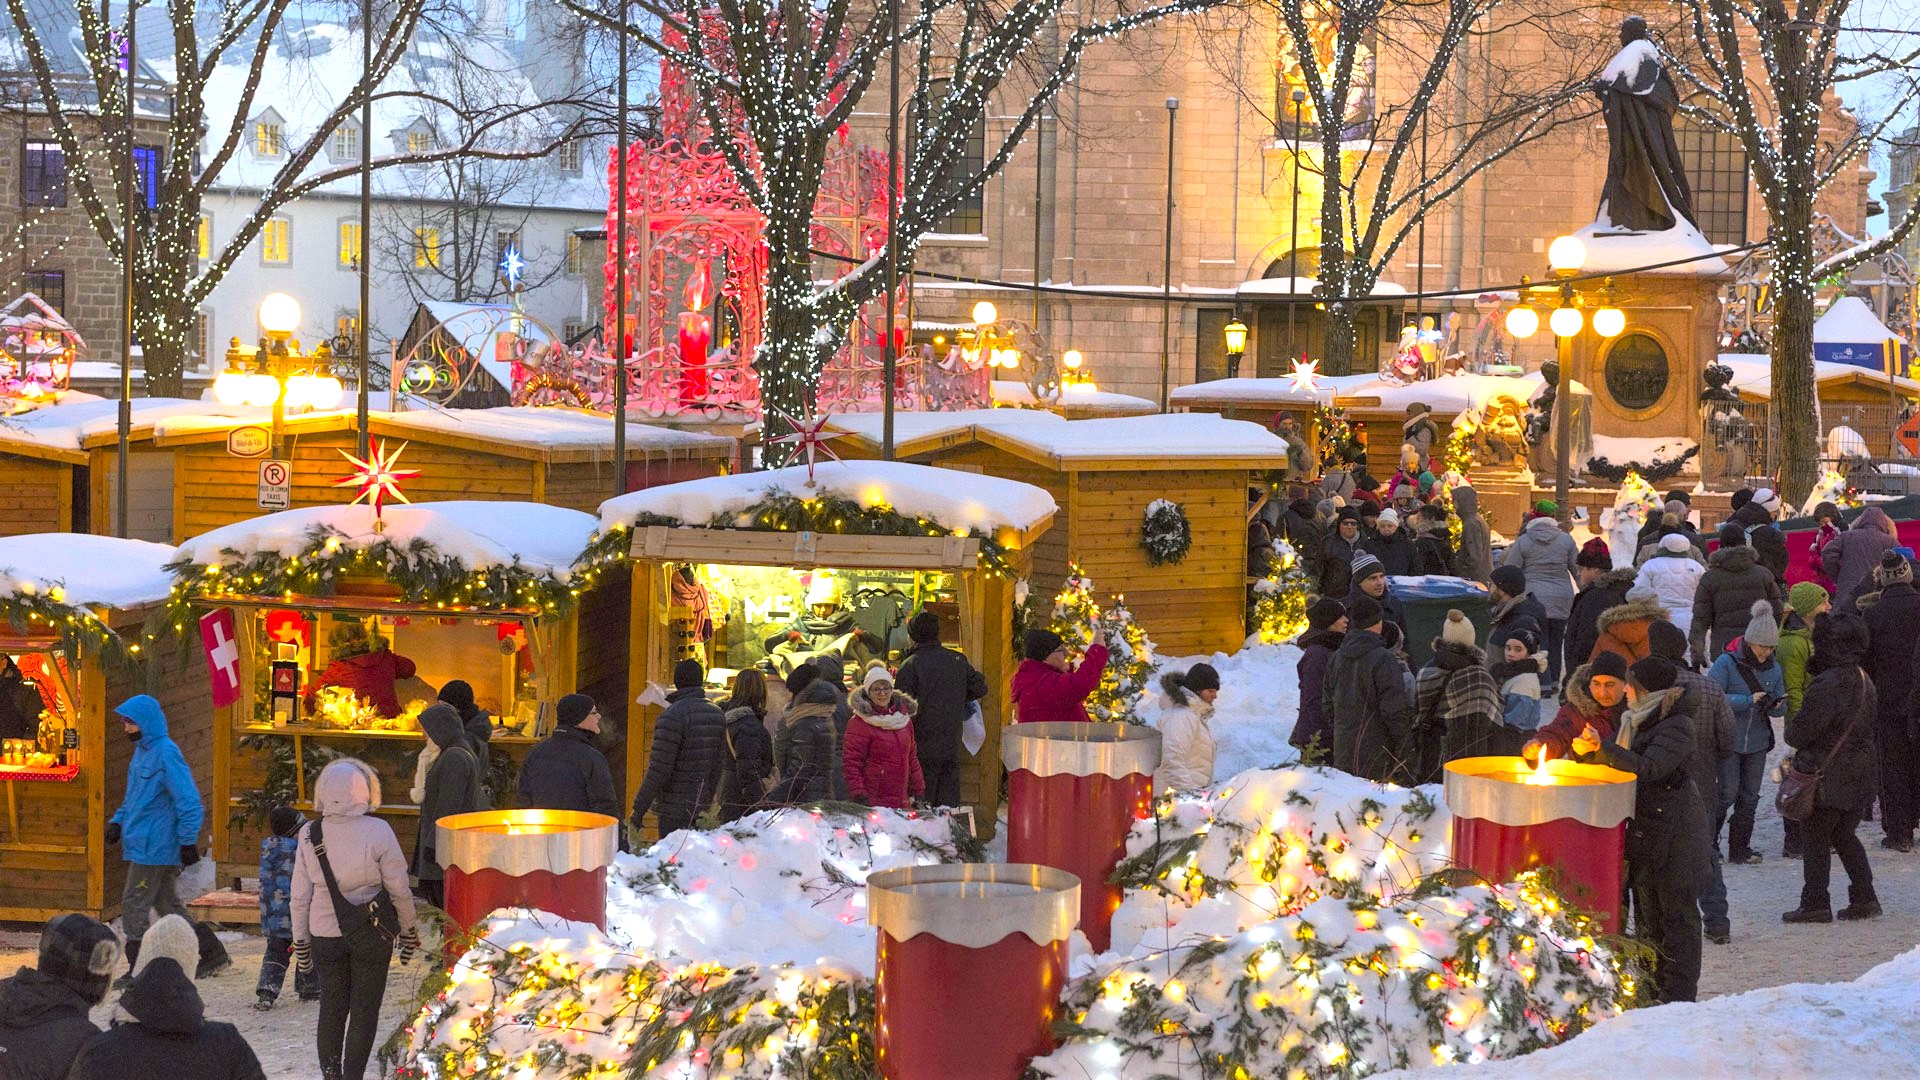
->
xmin=1635 ymin=533 xmax=1706 ymax=644
xmin=1153 ymin=664 xmax=1219 ymax=793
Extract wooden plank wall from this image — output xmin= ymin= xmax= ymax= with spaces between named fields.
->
xmin=173 ymin=433 xmax=540 ymax=542
xmin=0 ymin=456 xmax=74 ymax=537
xmin=94 ymin=448 xmax=176 ymax=543
xmin=929 ymin=445 xmax=1072 ymax=588
xmin=1068 ymin=469 xmax=1250 ymax=657
xmin=573 ymin=569 xmax=632 ymax=797
xmin=102 ymin=632 xmax=219 ymax=916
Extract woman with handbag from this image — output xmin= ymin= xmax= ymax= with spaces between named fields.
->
xmin=291 ymin=758 xmax=421 ymax=1080
xmin=1780 ymin=612 xmax=1881 ymax=924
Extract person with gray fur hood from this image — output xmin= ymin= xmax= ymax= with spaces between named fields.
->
xmin=65 ymin=914 xmax=264 ymax=1080
xmin=1155 ymin=664 xmax=1220 ymax=791
xmin=1500 ymin=514 xmax=1580 ymax=690
xmin=0 ymin=913 xmax=121 ymax=1079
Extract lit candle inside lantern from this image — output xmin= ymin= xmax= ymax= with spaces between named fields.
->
xmin=1444 ymin=756 xmax=1636 ymax=932
xmin=677 ymin=260 xmax=713 ymax=402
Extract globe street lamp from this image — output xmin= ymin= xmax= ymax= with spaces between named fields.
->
xmin=1507 ymin=237 xmax=1625 ymax=526
xmin=213 ymin=293 xmax=344 ymax=458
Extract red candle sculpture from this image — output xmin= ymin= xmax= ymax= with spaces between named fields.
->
xmin=868 ymin=863 xmax=1080 ymax=1080
xmin=1444 ymin=756 xmax=1637 ymax=932
xmin=677 ymin=260 xmax=713 ymax=402
xmin=437 ymin=809 xmax=619 ymax=931
xmin=1003 ymin=721 xmax=1161 ymax=952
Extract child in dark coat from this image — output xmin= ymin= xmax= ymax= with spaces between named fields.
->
xmin=254 ymin=805 xmax=318 ymax=1010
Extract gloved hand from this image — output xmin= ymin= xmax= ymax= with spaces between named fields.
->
xmin=104 ymin=822 xmax=122 ymax=845
xmin=396 ymin=928 xmax=422 ymax=965
xmin=292 ymin=939 xmax=312 ymax=974
xmin=180 ymin=844 xmax=200 ymax=866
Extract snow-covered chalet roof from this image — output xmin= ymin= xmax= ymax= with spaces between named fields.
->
xmin=1813 ymin=296 xmax=1906 ymax=345
xmin=1173 ymin=371 xmax=1575 ymax=417
xmin=0 ymin=398 xmax=264 ymax=461
xmin=598 ymin=460 xmax=1057 ymax=538
xmin=988 ymin=382 xmax=1159 ymax=416
xmin=1716 ymin=353 xmax=1920 ymax=399
xmin=0 ymin=534 xmax=177 ymax=610
xmin=1171 ymin=374 xmax=1382 ymax=408
xmin=174 ymin=501 xmax=598 ymax=581
xmin=375 ymin=406 xmax=732 ymax=456
xmin=975 ymin=413 xmax=1290 ymax=470
xmin=823 ymin=407 xmax=1063 ymax=454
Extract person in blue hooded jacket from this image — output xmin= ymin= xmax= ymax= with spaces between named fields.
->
xmin=105 ymin=694 xmax=214 ymax=983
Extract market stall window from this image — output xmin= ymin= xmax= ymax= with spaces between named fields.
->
xmin=677 ymin=564 xmax=959 ymax=681
xmin=0 ymin=649 xmax=77 ymax=778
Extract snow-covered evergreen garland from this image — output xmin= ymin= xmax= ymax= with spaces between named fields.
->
xmin=1139 ymin=499 xmax=1192 ymax=566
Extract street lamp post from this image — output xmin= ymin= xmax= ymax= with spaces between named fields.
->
xmin=1288 ymin=89 xmax=1306 ymax=373
xmin=1505 ymin=235 xmax=1625 ymax=529
xmin=1222 ymin=315 xmax=1248 ymax=379
xmin=213 ymin=293 xmax=344 ymax=460
xmin=1159 ymin=97 xmax=1178 ymax=411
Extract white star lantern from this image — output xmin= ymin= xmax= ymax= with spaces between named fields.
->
xmin=769 ymin=412 xmax=846 ymax=486
xmin=336 ymin=438 xmax=420 ymax=529
xmin=498 ymin=243 xmax=526 ymax=293
xmin=1288 ymin=357 xmax=1323 ymax=394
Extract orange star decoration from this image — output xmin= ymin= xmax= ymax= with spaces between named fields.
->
xmin=335 ymin=438 xmax=420 ymax=528
xmin=1289 ymin=357 xmax=1323 ymax=394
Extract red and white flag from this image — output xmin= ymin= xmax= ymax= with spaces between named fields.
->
xmin=199 ymin=608 xmax=243 ymax=708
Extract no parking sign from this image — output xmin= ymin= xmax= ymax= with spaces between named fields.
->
xmin=257 ymin=459 xmax=292 ymax=509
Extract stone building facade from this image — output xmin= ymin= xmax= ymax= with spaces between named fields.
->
xmin=881 ymin=7 xmax=1875 ymax=406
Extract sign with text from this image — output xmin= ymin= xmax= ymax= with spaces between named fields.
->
xmin=257 ymin=459 xmax=292 ymax=509
xmin=226 ymin=425 xmax=270 ymax=457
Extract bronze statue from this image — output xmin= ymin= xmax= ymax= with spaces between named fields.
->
xmin=1595 ymin=17 xmax=1698 ymax=233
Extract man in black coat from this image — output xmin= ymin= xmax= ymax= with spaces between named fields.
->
xmin=1319 ymin=508 xmax=1362 ymax=599
xmin=1647 ymin=620 xmax=1736 ymax=943
xmin=1860 ymin=552 xmax=1920 ymax=851
xmin=1323 ymin=595 xmax=1414 ymax=784
xmin=893 ymin=611 xmax=988 ymax=807
xmin=517 ymin=693 xmax=621 ymax=821
xmin=1729 ymin=487 xmax=1790 ymax=584
xmin=1345 ymin=550 xmax=1406 ymax=632
xmin=1784 ymin=612 xmax=1881 ymax=922
xmin=1565 ymin=550 xmax=1636 ymax=672
xmin=0 ymin=914 xmax=120 ymax=1080
xmin=1362 ymin=508 xmax=1420 ymax=577
xmin=1486 ymin=565 xmax=1549 ymax=670
xmin=632 ymin=659 xmax=729 ymax=836
xmin=1587 ymin=657 xmax=1708 ymax=1003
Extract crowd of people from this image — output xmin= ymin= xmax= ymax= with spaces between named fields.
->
xmin=1284 ymin=460 xmax=1918 ymax=1006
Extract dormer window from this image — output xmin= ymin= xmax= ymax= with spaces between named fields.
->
xmin=396 ymin=118 xmax=439 ymax=156
xmin=557 ymin=138 xmax=584 ymax=175
xmin=331 ymin=123 xmax=361 ymax=164
xmin=253 ymin=109 xmax=287 ymax=158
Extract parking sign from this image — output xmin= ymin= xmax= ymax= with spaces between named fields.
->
xmin=258 ymin=459 xmax=292 ymax=509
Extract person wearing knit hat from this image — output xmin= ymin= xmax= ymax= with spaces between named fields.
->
xmin=1707 ymin=601 xmax=1787 ymax=866
xmin=632 ymin=657 xmax=729 ymax=837
xmin=1567 ymin=540 xmax=1638 ymax=670
xmin=1576 ymin=537 xmax=1612 ymax=570
xmin=1489 ymin=564 xmax=1526 ymax=598
xmin=1730 ymin=487 xmax=1753 ymax=511
xmin=1646 ymin=619 xmax=1690 ymax=665
xmin=1872 ymin=548 xmax=1914 ymax=589
xmin=1752 ymin=488 xmax=1782 ymax=518
xmin=1323 ymin=590 xmax=1414 ymax=783
xmin=1351 ymin=549 xmax=1385 ymax=581
xmin=1344 ymin=547 xmax=1406 ymax=632
xmin=1628 ymin=655 xmax=1679 ymax=694
xmin=1665 ymin=489 xmax=1692 ymax=507
xmin=0 ymin=913 xmax=121 ymax=1075
xmin=1292 ymin=600 xmax=1348 ymax=763
xmin=1786 ymin=582 xmax=1829 ymax=621
xmin=517 ymin=692 xmax=621 ymax=822
xmin=1411 ymin=609 xmax=1505 ymax=780
xmin=844 ymin=663 xmax=923 ymax=809
xmin=1589 ymin=650 xmax=1629 ymax=681
xmin=1776 ymin=583 xmax=1828 ymax=862
xmin=1363 ymin=504 xmax=1420 ymax=578
xmin=1012 ymin=623 xmax=1110 ymax=725
xmin=65 ymin=914 xmax=264 ymax=1080
xmin=1347 ymin=594 xmax=1384 ymax=630
xmin=1440 ymin=608 xmax=1476 ymax=647
xmin=1377 ymin=506 xmax=1401 ymax=529
xmin=1695 ymin=520 xmax=1782 ymax=659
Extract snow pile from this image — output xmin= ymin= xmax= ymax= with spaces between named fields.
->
xmin=399 ymin=807 xmax=978 ymax=1078
xmin=0 ymin=534 xmax=177 ymax=609
xmin=380 ymin=406 xmax=734 ymax=454
xmin=980 ymin=412 xmax=1288 ymax=465
xmin=0 ymin=397 xmax=261 ymax=451
xmin=1034 ymin=879 xmax=1631 ymax=1078
xmin=1138 ymin=643 xmax=1305 ymax=780
xmin=1573 ymin=218 xmax=1735 ymax=277
xmin=1398 ymin=946 xmax=1920 ymax=1080
xmin=597 ymin=459 xmax=1058 ymax=536
xmin=1598 ymin=37 xmax=1659 ymax=90
xmin=174 ymin=500 xmax=599 ymax=580
xmin=608 ymin=805 xmax=979 ymax=972
xmin=990 ymin=380 xmax=1158 ymax=414
xmin=1105 ymin=766 xmax=1450 ymax=955
xmin=822 ymin=406 xmax=1063 ymax=449
xmin=1587 ymin=435 xmax=1699 ymax=484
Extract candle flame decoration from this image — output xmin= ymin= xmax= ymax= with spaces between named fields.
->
xmin=1521 ymin=747 xmax=1554 ymax=787
xmin=683 ymin=259 xmax=712 ymax=313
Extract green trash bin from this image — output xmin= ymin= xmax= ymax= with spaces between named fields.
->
xmin=1390 ymin=575 xmax=1492 ymax=669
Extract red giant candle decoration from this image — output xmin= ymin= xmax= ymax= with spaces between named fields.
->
xmin=1444 ymin=756 xmax=1637 ymax=932
xmin=868 ymin=863 xmax=1080 ymax=1080
xmin=677 ymin=259 xmax=713 ymax=402
xmin=1003 ymin=721 xmax=1161 ymax=952
xmin=437 ymin=810 xmax=619 ymax=931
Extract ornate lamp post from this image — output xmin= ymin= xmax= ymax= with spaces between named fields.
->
xmin=962 ymin=299 xmax=1088 ymax=401
xmin=213 ymin=293 xmax=344 ymax=459
xmin=1505 ymin=236 xmax=1625 ymax=527
xmin=1222 ymin=314 xmax=1249 ymax=378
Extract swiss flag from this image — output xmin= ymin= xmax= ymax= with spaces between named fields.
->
xmin=200 ymin=608 xmax=244 ymax=708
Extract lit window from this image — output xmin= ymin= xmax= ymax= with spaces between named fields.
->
xmin=262 ymin=217 xmax=291 ymax=263
xmin=407 ymin=129 xmax=436 ymax=154
xmin=339 ymin=221 xmax=363 ymax=268
xmin=197 ymin=214 xmax=211 ymax=260
xmin=565 ymin=233 xmax=591 ymax=276
xmin=332 ymin=126 xmax=360 ymax=162
xmin=414 ymin=227 xmax=441 ymax=268
xmin=255 ymin=121 xmax=284 ymax=157
xmin=557 ymin=139 xmax=584 ymax=174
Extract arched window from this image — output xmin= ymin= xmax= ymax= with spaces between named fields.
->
xmin=1676 ymin=101 xmax=1749 ymax=246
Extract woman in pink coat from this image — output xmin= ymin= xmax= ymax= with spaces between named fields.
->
xmin=1010 ymin=629 xmax=1110 ymax=724
xmin=842 ymin=666 xmax=923 ymax=809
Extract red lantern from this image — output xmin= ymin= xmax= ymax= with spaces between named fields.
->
xmin=1444 ymin=756 xmax=1637 ymax=932
xmin=437 ymin=810 xmax=619 ymax=932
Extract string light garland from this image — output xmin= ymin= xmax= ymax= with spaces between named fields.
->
xmin=0 ymin=578 xmax=143 ymax=671
xmin=1047 ymin=564 xmax=1156 ymax=722
xmin=1249 ymin=538 xmax=1311 ymax=644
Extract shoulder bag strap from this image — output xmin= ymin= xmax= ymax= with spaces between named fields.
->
xmin=1809 ymin=670 xmax=1867 ymax=776
xmin=308 ymin=820 xmax=364 ymax=934
xmin=1732 ymin=658 xmax=1766 ymax=699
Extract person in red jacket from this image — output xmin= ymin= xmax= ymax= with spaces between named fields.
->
xmin=1523 ymin=651 xmax=1628 ymax=762
xmin=306 ymin=620 xmax=417 ymax=718
xmin=842 ymin=665 xmax=923 ymax=808
xmin=1010 ymin=629 xmax=1110 ymax=724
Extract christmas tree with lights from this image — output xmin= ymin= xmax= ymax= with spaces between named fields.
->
xmin=1050 ymin=564 xmax=1156 ymax=723
xmin=1250 ymin=539 xmax=1312 ymax=644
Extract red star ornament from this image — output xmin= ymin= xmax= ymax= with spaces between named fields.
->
xmin=768 ymin=411 xmax=847 ymax=485
xmin=335 ymin=438 xmax=421 ymax=526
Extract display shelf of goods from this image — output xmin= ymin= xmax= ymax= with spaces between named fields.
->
xmin=0 ymin=762 xmax=79 ymax=782
xmin=1139 ymin=499 xmax=1193 ymax=566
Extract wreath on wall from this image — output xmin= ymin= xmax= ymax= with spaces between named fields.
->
xmin=1140 ymin=499 xmax=1193 ymax=566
